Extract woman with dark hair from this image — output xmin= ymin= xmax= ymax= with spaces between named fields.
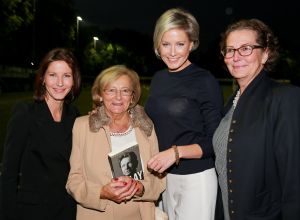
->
xmin=213 ymin=18 xmax=300 ymax=219
xmin=1 ymin=48 xmax=81 ymax=220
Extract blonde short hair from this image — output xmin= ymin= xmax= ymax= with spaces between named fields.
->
xmin=153 ymin=8 xmax=200 ymax=58
xmin=91 ymin=65 xmax=141 ymax=109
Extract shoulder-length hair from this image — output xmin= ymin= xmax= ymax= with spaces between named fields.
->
xmin=33 ymin=48 xmax=81 ymax=103
xmin=220 ymin=18 xmax=279 ymax=72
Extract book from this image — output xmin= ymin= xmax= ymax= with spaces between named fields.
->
xmin=108 ymin=142 xmax=144 ymax=180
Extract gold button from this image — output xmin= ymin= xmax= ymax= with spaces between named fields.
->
xmin=229 ymin=179 xmax=232 ymax=183
xmin=229 ymin=169 xmax=232 ymax=173
xmin=228 ymin=159 xmax=232 ymax=163
xmin=228 ymin=149 xmax=232 ymax=153
xmin=230 ymin=129 xmax=234 ymax=133
xmin=228 ymin=138 xmax=233 ymax=142
xmin=232 ymin=120 xmax=236 ymax=124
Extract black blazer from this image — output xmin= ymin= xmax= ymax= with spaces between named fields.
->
xmin=1 ymin=100 xmax=79 ymax=220
xmin=216 ymin=71 xmax=300 ymax=220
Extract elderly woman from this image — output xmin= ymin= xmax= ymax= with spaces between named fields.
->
xmin=66 ymin=65 xmax=165 ymax=220
xmin=213 ymin=18 xmax=300 ymax=219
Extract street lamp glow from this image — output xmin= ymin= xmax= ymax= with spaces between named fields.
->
xmin=76 ymin=16 xmax=83 ymax=49
xmin=93 ymin=36 xmax=99 ymax=49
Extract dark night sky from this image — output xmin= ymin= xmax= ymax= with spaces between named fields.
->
xmin=74 ymin=0 xmax=300 ymax=52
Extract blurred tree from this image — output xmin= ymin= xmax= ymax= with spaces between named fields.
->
xmin=82 ymin=40 xmax=147 ymax=78
xmin=0 ymin=0 xmax=77 ymax=67
xmin=75 ymin=24 xmax=152 ymax=77
xmin=0 ymin=0 xmax=34 ymax=66
xmin=0 ymin=0 xmax=34 ymax=35
xmin=105 ymin=29 xmax=158 ymax=75
xmin=275 ymin=50 xmax=300 ymax=86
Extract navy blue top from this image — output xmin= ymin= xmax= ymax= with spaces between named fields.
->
xmin=145 ymin=64 xmax=223 ymax=174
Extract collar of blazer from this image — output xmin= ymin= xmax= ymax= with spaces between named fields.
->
xmin=89 ymin=104 xmax=153 ymax=137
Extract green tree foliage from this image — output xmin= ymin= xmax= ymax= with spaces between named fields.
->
xmin=0 ymin=0 xmax=34 ymax=36
xmin=0 ymin=0 xmax=34 ymax=66
xmin=275 ymin=50 xmax=300 ymax=86
xmin=82 ymin=40 xmax=147 ymax=77
xmin=0 ymin=0 xmax=77 ymax=67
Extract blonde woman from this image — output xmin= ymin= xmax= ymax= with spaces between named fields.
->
xmin=145 ymin=8 xmax=223 ymax=220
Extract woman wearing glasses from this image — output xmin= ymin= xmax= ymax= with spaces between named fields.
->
xmin=66 ymin=65 xmax=165 ymax=220
xmin=213 ymin=18 xmax=300 ymax=219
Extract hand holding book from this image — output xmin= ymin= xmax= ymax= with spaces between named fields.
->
xmin=112 ymin=177 xmax=145 ymax=197
xmin=100 ymin=176 xmax=144 ymax=203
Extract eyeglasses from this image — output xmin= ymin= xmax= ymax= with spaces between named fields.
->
xmin=103 ymin=88 xmax=134 ymax=96
xmin=221 ymin=45 xmax=264 ymax=58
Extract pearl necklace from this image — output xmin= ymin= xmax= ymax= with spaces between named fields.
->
xmin=232 ymin=90 xmax=241 ymax=109
xmin=110 ymin=126 xmax=133 ymax=137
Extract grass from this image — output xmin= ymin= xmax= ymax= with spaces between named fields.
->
xmin=0 ymin=82 xmax=234 ymax=161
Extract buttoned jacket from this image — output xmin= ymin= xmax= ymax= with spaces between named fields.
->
xmin=221 ymin=71 xmax=300 ymax=219
xmin=66 ymin=105 xmax=166 ymax=220
xmin=1 ymin=100 xmax=78 ymax=220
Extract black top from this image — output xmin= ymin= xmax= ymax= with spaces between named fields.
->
xmin=0 ymin=100 xmax=79 ymax=220
xmin=145 ymin=64 xmax=223 ymax=174
xmin=214 ymin=71 xmax=300 ymax=219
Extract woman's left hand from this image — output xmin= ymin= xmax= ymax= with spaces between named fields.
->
xmin=112 ymin=176 xmax=139 ymax=202
xmin=147 ymin=148 xmax=176 ymax=173
xmin=134 ymin=181 xmax=144 ymax=197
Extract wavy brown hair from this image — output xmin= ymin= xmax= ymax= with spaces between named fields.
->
xmin=220 ymin=18 xmax=279 ymax=72
xmin=33 ymin=48 xmax=81 ymax=103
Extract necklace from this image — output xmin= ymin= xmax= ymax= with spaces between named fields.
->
xmin=232 ymin=90 xmax=241 ymax=109
xmin=110 ymin=126 xmax=133 ymax=137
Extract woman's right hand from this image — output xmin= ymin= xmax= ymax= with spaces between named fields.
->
xmin=147 ymin=148 xmax=176 ymax=173
xmin=100 ymin=176 xmax=138 ymax=203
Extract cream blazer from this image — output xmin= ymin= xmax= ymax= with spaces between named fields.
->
xmin=66 ymin=106 xmax=165 ymax=220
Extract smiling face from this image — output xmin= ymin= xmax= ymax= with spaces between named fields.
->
xmin=44 ymin=60 xmax=73 ymax=102
xmin=101 ymin=75 xmax=133 ymax=118
xmin=224 ymin=29 xmax=269 ymax=88
xmin=158 ymin=28 xmax=193 ymax=72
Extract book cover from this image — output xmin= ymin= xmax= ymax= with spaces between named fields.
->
xmin=108 ymin=142 xmax=144 ymax=180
